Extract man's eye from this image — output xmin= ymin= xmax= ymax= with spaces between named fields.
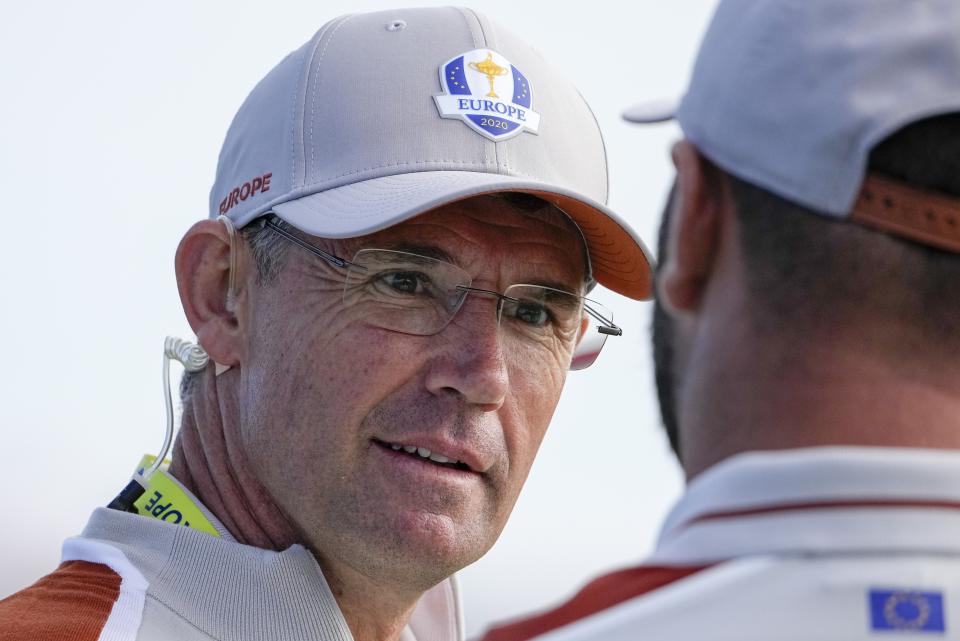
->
xmin=379 ymin=271 xmax=429 ymax=294
xmin=512 ymin=302 xmax=551 ymax=327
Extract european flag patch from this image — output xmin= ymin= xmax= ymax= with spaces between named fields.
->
xmin=869 ymin=589 xmax=945 ymax=633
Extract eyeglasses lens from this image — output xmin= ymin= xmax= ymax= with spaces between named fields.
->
xmin=343 ymin=249 xmax=468 ymax=335
xmin=569 ymin=301 xmax=614 ymax=370
xmin=343 ymin=249 xmax=613 ymax=369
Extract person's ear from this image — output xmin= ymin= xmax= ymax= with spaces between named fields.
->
xmin=657 ymin=139 xmax=730 ymax=316
xmin=175 ymin=219 xmax=246 ymax=368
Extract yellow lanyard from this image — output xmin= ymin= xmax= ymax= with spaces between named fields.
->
xmin=130 ymin=455 xmax=221 ymax=538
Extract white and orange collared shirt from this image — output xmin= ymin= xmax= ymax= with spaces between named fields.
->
xmin=483 ymin=447 xmax=960 ymax=641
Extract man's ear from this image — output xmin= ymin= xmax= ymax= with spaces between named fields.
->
xmin=657 ymin=139 xmax=730 ymax=315
xmin=175 ymin=219 xmax=245 ymax=368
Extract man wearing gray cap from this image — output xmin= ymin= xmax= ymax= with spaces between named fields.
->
xmin=0 ymin=7 xmax=653 ymax=641
xmin=482 ymin=1 xmax=960 ymax=640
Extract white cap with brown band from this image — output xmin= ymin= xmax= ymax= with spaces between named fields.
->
xmin=624 ymin=0 xmax=960 ymax=253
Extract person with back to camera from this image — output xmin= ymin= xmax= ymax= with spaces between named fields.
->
xmin=482 ymin=1 xmax=960 ymax=639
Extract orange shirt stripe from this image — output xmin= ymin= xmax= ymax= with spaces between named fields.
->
xmin=0 ymin=561 xmax=121 ymax=641
xmin=481 ymin=565 xmax=711 ymax=641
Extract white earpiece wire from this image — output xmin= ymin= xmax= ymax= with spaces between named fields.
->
xmin=143 ymin=337 xmax=209 ymax=481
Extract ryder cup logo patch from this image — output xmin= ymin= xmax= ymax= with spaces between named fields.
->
xmin=434 ymin=49 xmax=541 ymax=141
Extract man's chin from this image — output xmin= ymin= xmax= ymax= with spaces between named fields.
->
xmin=403 ymin=507 xmax=487 ymax=554
xmin=376 ymin=507 xmax=493 ymax=582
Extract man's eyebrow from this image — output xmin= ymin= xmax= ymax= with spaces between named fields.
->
xmin=379 ymin=243 xmax=454 ymax=262
xmin=375 ymin=242 xmax=584 ymax=293
xmin=526 ymin=279 xmax=585 ymax=296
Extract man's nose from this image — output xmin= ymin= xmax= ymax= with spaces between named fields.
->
xmin=423 ymin=294 xmax=509 ymax=411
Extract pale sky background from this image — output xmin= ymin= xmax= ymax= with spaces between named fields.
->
xmin=0 ymin=1 xmax=717 ymax=635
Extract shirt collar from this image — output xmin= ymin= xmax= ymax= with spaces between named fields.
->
xmin=650 ymin=446 xmax=960 ymax=565
xmin=82 ymin=467 xmax=464 ymax=641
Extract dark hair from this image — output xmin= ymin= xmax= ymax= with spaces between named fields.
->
xmin=730 ymin=113 xmax=960 ymax=353
xmin=652 ymin=187 xmax=682 ymax=456
xmin=652 ymin=113 xmax=960 ymax=460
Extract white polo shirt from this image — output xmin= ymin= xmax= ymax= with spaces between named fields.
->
xmin=483 ymin=447 xmax=960 ymax=641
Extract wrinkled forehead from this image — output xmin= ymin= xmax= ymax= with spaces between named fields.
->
xmin=335 ymin=193 xmax=591 ymax=287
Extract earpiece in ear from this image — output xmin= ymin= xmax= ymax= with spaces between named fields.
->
xmin=214 ymin=215 xmax=238 ymax=376
xmin=217 ymin=215 xmax=238 ymax=310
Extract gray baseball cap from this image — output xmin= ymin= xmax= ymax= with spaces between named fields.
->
xmin=210 ymin=7 xmax=654 ymax=300
xmin=624 ymin=0 xmax=960 ymax=253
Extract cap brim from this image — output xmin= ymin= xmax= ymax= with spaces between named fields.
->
xmin=272 ymin=171 xmax=654 ymax=300
xmin=622 ymin=97 xmax=680 ymax=124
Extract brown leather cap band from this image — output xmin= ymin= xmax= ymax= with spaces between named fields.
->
xmin=851 ymin=174 xmax=960 ymax=253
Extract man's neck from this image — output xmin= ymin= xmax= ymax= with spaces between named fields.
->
xmin=321 ymin=555 xmax=423 ymax=641
xmin=167 ymin=367 xmax=427 ymax=641
xmin=679 ymin=330 xmax=960 ymax=479
xmin=167 ymin=384 xmax=300 ymax=550
xmin=171 ymin=444 xmax=425 ymax=641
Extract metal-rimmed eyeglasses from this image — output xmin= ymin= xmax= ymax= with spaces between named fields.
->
xmin=262 ymin=217 xmax=621 ymax=370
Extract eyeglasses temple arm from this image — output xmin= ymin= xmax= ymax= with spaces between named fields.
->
xmin=264 ymin=219 xmax=352 ymax=269
xmin=584 ymin=302 xmax=623 ymax=336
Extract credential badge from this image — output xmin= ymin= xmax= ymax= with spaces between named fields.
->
xmin=434 ymin=49 xmax=541 ymax=141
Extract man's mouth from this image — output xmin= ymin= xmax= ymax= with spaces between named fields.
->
xmin=373 ymin=439 xmax=473 ymax=472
